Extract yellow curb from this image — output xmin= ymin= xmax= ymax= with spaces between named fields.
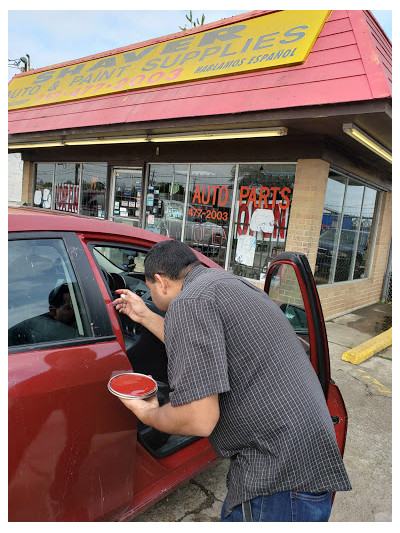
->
xmin=341 ymin=328 xmax=392 ymax=365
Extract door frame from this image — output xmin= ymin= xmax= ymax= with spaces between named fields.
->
xmin=263 ymin=251 xmax=348 ymax=457
xmin=264 ymin=251 xmax=331 ymax=397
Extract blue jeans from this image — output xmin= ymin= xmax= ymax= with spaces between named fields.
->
xmin=221 ymin=490 xmax=333 ymax=522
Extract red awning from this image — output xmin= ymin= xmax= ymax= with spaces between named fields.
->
xmin=8 ymin=10 xmax=391 ymax=135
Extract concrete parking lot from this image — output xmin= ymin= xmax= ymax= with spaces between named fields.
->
xmin=132 ymin=303 xmax=392 ymax=522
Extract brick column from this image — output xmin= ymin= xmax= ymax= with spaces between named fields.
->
xmin=20 ymin=161 xmax=34 ymax=205
xmin=369 ymin=190 xmax=392 ymax=293
xmin=285 ymin=159 xmax=330 ymax=272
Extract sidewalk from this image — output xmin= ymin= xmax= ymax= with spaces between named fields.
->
xmin=327 ymin=302 xmax=392 ymax=522
xmin=132 ymin=302 xmax=392 ymax=522
xmin=327 ymin=302 xmax=392 ymax=362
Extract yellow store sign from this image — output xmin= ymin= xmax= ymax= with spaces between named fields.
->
xmin=8 ymin=10 xmax=330 ymax=111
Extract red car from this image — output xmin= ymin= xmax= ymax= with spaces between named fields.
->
xmin=8 ymin=207 xmax=348 ymax=522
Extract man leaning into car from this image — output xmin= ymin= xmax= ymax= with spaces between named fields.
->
xmin=113 ymin=240 xmax=351 ymax=522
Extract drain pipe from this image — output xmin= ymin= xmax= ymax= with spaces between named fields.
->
xmin=381 ymin=240 xmax=392 ymax=301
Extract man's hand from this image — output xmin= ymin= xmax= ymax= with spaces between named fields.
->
xmin=113 ymin=289 xmax=165 ymax=342
xmin=118 ymin=391 xmax=160 ymax=417
xmin=113 ymin=289 xmax=149 ymax=324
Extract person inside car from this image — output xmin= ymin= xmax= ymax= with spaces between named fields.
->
xmin=112 ymin=240 xmax=351 ymax=522
xmin=48 ymin=283 xmax=77 ymax=327
xmin=9 ymin=283 xmax=78 ymax=346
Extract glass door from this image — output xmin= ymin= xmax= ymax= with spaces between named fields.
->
xmin=111 ymin=168 xmax=143 ymax=226
xmin=144 ymin=164 xmax=188 ymax=239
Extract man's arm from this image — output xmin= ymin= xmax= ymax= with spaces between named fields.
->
xmin=118 ymin=394 xmax=220 ymax=437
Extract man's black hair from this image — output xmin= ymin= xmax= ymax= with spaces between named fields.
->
xmin=48 ymin=283 xmax=70 ymax=308
xmin=144 ymin=240 xmax=201 ymax=282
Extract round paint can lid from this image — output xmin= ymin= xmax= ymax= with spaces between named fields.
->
xmin=108 ymin=372 xmax=158 ymax=400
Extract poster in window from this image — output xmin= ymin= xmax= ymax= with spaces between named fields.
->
xmin=250 ymin=209 xmax=274 ymax=233
xmin=235 ymin=235 xmax=256 ymax=266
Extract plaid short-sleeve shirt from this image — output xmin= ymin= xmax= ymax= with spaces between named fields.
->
xmin=164 ymin=265 xmax=351 ymax=516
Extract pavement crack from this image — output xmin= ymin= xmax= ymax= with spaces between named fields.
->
xmin=377 ymin=354 xmax=392 ymax=361
xmin=329 ymin=341 xmax=352 ymax=350
xmin=177 ymin=480 xmax=218 ymax=522
xmin=346 ymin=370 xmax=391 ymax=396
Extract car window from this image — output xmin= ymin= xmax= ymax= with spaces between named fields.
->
xmin=319 ymin=229 xmax=335 ymax=241
xmin=267 ymin=263 xmax=310 ymax=356
xmin=341 ymin=230 xmax=356 ymax=245
xmin=8 ymin=238 xmax=92 ymax=348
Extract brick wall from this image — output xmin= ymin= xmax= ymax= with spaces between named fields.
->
xmin=285 ymin=159 xmax=330 ymax=272
xmin=20 ymin=161 xmax=34 ymax=205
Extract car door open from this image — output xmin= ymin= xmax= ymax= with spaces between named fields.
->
xmin=264 ymin=251 xmax=348 ymax=457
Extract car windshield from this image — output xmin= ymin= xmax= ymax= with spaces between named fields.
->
xmin=93 ymin=247 xmax=145 ymax=273
xmin=340 ymin=230 xmax=357 ymax=245
xmin=319 ymin=229 xmax=336 ymax=242
xmin=319 ymin=228 xmax=370 ymax=249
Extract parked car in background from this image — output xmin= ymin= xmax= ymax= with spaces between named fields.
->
xmin=8 ymin=207 xmax=348 ymax=521
xmin=146 ymin=199 xmax=227 ymax=257
xmin=316 ymin=228 xmax=370 ymax=280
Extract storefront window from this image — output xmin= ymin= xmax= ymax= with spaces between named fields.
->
xmin=145 ymin=164 xmax=188 ymax=239
xmin=33 ymin=163 xmax=54 ymax=209
xmin=183 ymin=164 xmax=235 ymax=268
xmin=80 ymin=163 xmax=107 ymax=218
xmin=54 ymin=163 xmax=80 ymax=213
xmin=142 ymin=163 xmax=295 ymax=276
xmin=228 ymin=164 xmax=295 ymax=280
xmin=315 ymin=171 xmax=378 ymax=284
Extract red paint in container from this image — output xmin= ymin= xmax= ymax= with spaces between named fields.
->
xmin=108 ymin=373 xmax=158 ymax=399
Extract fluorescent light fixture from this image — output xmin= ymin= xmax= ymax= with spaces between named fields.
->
xmin=148 ymin=128 xmax=288 ymax=143
xmin=8 ymin=127 xmax=288 ymax=149
xmin=64 ymin=136 xmax=148 ymax=145
xmin=343 ymin=123 xmax=392 ymax=163
xmin=8 ymin=141 xmax=64 ymax=149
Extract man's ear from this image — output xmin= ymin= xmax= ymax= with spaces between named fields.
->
xmin=49 ymin=305 xmax=57 ymax=318
xmin=154 ymin=273 xmax=169 ymax=294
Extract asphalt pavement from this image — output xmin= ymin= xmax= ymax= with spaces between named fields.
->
xmin=132 ymin=302 xmax=392 ymax=522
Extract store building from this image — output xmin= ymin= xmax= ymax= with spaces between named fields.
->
xmin=8 ymin=10 xmax=392 ymax=319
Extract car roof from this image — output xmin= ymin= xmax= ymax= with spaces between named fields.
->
xmin=8 ymin=206 xmax=222 ymax=268
xmin=8 ymin=206 xmax=166 ymax=241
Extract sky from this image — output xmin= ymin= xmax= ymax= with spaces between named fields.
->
xmin=8 ymin=6 xmax=392 ymax=82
